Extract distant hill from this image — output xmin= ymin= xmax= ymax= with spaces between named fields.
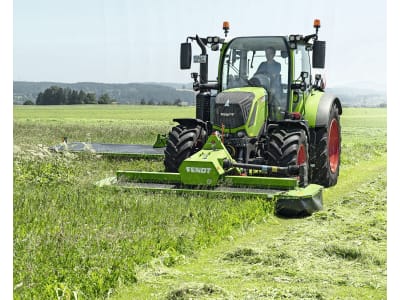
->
xmin=13 ymin=81 xmax=387 ymax=107
xmin=326 ymin=83 xmax=386 ymax=107
xmin=13 ymin=81 xmax=195 ymax=105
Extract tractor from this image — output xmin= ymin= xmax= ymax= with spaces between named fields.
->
xmin=97 ymin=19 xmax=341 ymax=217
xmin=164 ymin=19 xmax=341 ymax=189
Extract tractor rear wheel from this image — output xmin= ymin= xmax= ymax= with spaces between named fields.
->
xmin=164 ymin=124 xmax=207 ymax=172
xmin=311 ymin=103 xmax=341 ymax=187
xmin=266 ymin=128 xmax=309 ymax=187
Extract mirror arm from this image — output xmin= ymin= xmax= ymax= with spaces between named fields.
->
xmin=195 ymin=35 xmax=207 ymax=55
xmin=199 ymin=82 xmax=219 ymax=90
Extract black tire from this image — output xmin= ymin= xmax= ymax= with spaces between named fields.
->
xmin=311 ymin=103 xmax=341 ymax=187
xmin=265 ymin=128 xmax=309 ymax=187
xmin=164 ymin=124 xmax=207 ymax=172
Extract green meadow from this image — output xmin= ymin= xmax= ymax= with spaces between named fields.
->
xmin=13 ymin=105 xmax=386 ymax=299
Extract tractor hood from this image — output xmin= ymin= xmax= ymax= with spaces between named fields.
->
xmin=213 ymin=87 xmax=267 ymax=136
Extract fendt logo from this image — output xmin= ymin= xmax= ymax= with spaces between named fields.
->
xmin=185 ymin=167 xmax=212 ymax=174
xmin=220 ymin=112 xmax=235 ymax=117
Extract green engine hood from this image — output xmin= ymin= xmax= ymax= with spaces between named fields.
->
xmin=213 ymin=87 xmax=267 ymax=137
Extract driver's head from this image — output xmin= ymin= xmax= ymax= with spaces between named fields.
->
xmin=266 ymin=47 xmax=276 ymax=60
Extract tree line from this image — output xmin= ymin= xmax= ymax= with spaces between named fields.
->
xmin=35 ymin=86 xmax=115 ymax=105
xmin=15 ymin=81 xmax=195 ymax=105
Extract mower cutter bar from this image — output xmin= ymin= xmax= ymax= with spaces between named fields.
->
xmin=50 ymin=142 xmax=165 ymax=158
xmin=97 ymin=174 xmax=323 ymax=217
xmin=109 ymin=180 xmax=282 ymax=199
xmin=116 ymin=170 xmax=299 ymax=190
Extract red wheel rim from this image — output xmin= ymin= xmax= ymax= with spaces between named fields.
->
xmin=328 ymin=119 xmax=339 ymax=173
xmin=297 ymin=144 xmax=306 ymax=165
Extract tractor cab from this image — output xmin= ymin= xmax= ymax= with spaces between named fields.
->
xmin=180 ymin=20 xmax=325 ymax=125
xmin=220 ymin=36 xmax=291 ymax=120
xmin=219 ymin=35 xmax=317 ymax=121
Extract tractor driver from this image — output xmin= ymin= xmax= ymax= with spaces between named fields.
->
xmin=255 ymin=47 xmax=282 ymax=117
xmin=255 ymin=47 xmax=281 ymax=76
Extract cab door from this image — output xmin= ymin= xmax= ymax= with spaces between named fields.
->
xmin=291 ymin=44 xmax=311 ymax=113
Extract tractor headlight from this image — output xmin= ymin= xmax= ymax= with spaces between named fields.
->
xmin=207 ymin=36 xmax=221 ymax=44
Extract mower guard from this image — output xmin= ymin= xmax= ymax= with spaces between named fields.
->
xmin=49 ymin=134 xmax=167 ymax=158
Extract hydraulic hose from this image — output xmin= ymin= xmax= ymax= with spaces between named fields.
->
xmin=222 ymin=159 xmax=301 ymax=176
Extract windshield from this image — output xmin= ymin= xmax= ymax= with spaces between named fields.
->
xmin=221 ymin=36 xmax=289 ymax=112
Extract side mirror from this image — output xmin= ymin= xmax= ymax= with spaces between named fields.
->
xmin=312 ymin=40 xmax=326 ymax=68
xmin=180 ymin=42 xmax=192 ymax=69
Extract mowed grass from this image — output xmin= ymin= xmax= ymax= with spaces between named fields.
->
xmin=13 ymin=105 xmax=387 ymax=299
xmin=117 ymin=157 xmax=386 ymax=299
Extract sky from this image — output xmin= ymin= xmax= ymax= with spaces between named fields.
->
xmin=13 ymin=0 xmax=387 ymax=88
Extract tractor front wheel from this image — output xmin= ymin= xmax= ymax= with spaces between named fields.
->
xmin=164 ymin=124 xmax=207 ymax=172
xmin=266 ymin=128 xmax=309 ymax=187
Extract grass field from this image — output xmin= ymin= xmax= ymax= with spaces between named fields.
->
xmin=13 ymin=105 xmax=387 ymax=299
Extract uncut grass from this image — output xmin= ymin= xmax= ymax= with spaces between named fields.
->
xmin=13 ymin=120 xmax=171 ymax=146
xmin=340 ymin=108 xmax=386 ymax=167
xmin=13 ymin=104 xmax=195 ymax=146
xmin=13 ymin=147 xmax=273 ymax=299
xmin=13 ymin=104 xmax=195 ymax=122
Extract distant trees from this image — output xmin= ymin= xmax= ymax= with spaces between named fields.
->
xmin=34 ymin=85 xmax=187 ymax=106
xmin=85 ymin=93 xmax=97 ymax=104
xmin=173 ymin=99 xmax=182 ymax=106
xmin=14 ymin=81 xmax=197 ymax=105
xmin=138 ymin=98 xmax=183 ymax=106
xmin=97 ymin=93 xmax=113 ymax=104
xmin=36 ymin=86 xmax=114 ymax=105
xmin=36 ymin=86 xmax=63 ymax=105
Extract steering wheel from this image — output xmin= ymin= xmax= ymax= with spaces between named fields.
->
xmin=248 ymin=73 xmax=272 ymax=89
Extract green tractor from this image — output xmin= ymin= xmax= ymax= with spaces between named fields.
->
xmin=165 ymin=19 xmax=341 ymax=188
xmin=110 ymin=20 xmax=342 ymax=217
